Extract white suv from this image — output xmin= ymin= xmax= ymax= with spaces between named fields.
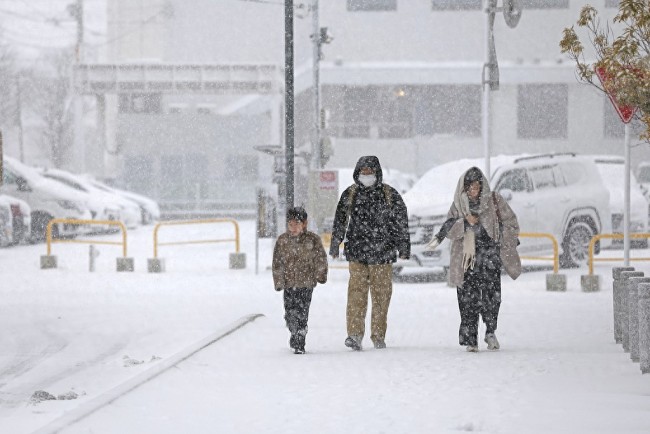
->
xmin=400 ymin=153 xmax=612 ymax=276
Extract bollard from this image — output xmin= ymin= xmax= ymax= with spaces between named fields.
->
xmin=116 ymin=257 xmax=135 ymax=272
xmin=40 ymin=255 xmax=58 ymax=269
xmin=229 ymin=252 xmax=246 ymax=270
xmin=638 ymin=283 xmax=650 ymax=374
xmin=580 ymin=274 xmax=600 ymax=292
xmin=546 ymin=273 xmax=567 ymax=291
xmin=148 ymin=258 xmax=166 ymax=273
xmin=89 ymin=245 xmax=100 ymax=272
xmin=628 ymin=277 xmax=650 ymax=363
xmin=620 ymin=271 xmax=644 ymax=353
xmin=613 ymin=267 xmax=635 ymax=344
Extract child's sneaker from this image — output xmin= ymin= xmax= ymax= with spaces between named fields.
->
xmin=466 ymin=345 xmax=479 ymax=352
xmin=484 ymin=333 xmax=500 ymax=350
xmin=294 ymin=347 xmax=305 ymax=355
xmin=344 ymin=335 xmax=362 ymax=351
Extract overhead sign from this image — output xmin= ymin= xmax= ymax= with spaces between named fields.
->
xmin=596 ymin=66 xmax=637 ymax=124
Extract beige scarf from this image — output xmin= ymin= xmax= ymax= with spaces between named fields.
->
xmin=458 ymin=192 xmax=476 ymax=271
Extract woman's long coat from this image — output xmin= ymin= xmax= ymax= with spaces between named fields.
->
xmin=445 ymin=169 xmax=521 ymax=287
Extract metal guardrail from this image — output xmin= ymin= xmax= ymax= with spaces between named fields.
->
xmin=588 ymin=233 xmax=650 ymax=275
xmin=152 ymin=218 xmax=240 ymax=258
xmin=46 ymin=219 xmax=128 ymax=257
xmin=519 ymin=232 xmax=559 ymax=273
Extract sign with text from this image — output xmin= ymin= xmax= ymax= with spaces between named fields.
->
xmin=596 ymin=66 xmax=637 ymax=124
xmin=319 ymin=171 xmax=337 ymax=190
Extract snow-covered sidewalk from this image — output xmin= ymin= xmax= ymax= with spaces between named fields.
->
xmin=1 ymin=222 xmax=649 ymax=433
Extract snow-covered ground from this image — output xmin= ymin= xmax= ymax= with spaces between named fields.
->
xmin=1 ymin=221 xmax=649 ymax=433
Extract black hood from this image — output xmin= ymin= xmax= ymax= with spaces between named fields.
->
xmin=352 ymin=156 xmax=383 ymax=186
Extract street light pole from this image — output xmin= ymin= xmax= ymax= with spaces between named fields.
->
xmin=311 ymin=0 xmax=321 ymax=169
xmin=285 ymin=0 xmax=295 ymax=208
xmin=483 ymin=0 xmax=498 ymax=182
xmin=482 ymin=0 xmax=521 ymax=181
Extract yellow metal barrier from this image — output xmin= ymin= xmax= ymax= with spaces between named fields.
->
xmin=588 ymin=233 xmax=650 ymax=275
xmin=46 ymin=219 xmax=128 ymax=257
xmin=153 ymin=218 xmax=240 ymax=258
xmin=321 ymin=231 xmax=560 ymax=272
xmin=519 ymin=232 xmax=559 ymax=273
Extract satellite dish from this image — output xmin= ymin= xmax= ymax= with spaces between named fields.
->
xmin=503 ymin=0 xmax=522 ymax=28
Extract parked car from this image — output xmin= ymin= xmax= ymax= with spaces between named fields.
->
xmin=0 ymin=194 xmax=31 ymax=245
xmin=39 ymin=168 xmax=141 ymax=230
xmin=82 ymin=176 xmax=160 ymax=225
xmin=588 ymin=155 xmax=648 ymax=248
xmin=637 ymin=161 xmax=650 ymax=191
xmin=0 ymin=157 xmax=92 ymax=241
xmin=400 ymin=153 xmax=612 ymax=277
xmin=0 ymin=197 xmax=14 ymax=247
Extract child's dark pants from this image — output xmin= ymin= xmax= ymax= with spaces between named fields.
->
xmin=283 ymin=287 xmax=314 ymax=349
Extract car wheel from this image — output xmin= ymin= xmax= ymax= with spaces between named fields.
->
xmin=560 ymin=221 xmax=594 ymax=268
xmin=30 ymin=213 xmax=57 ymax=243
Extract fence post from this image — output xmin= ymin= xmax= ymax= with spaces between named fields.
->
xmin=638 ymin=282 xmax=650 ymax=374
xmin=613 ymin=267 xmax=635 ymax=344
xmin=620 ymin=271 xmax=644 ymax=353
xmin=628 ymin=277 xmax=650 ymax=363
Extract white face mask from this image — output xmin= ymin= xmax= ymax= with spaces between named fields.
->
xmin=358 ymin=174 xmax=376 ymax=187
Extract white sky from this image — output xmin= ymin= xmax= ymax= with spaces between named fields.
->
xmin=1 ymin=220 xmax=649 ymax=433
xmin=0 ymin=0 xmax=106 ymax=61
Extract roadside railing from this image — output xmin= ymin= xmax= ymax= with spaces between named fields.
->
xmin=519 ymin=232 xmax=559 ymax=273
xmin=46 ymin=219 xmax=128 ymax=257
xmin=41 ymin=219 xmax=133 ymax=271
xmin=152 ymin=218 xmax=240 ymax=258
xmin=149 ymin=218 xmax=245 ymax=271
xmin=587 ymin=233 xmax=650 ymax=275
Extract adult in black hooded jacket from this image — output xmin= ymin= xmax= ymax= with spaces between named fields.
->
xmin=330 ymin=156 xmax=410 ymax=350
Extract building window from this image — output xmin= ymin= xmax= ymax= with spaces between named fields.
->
xmin=603 ymin=97 xmax=643 ymax=139
xmin=432 ymin=0 xmax=480 ymax=10
xmin=342 ymin=86 xmax=374 ymax=138
xmin=517 ymin=84 xmax=568 ymax=139
xmin=325 ymin=84 xmax=480 ymax=139
xmin=413 ymin=85 xmax=481 ymax=137
xmin=159 ymin=154 xmax=208 ymax=202
xmin=124 ymin=155 xmax=154 ymax=197
xmin=347 ymin=0 xmax=397 ymax=12
xmin=119 ymin=93 xmax=162 ymax=114
xmin=605 ymin=0 xmax=619 ymax=7
xmin=604 ymin=97 xmax=625 ymax=138
xmin=520 ymin=0 xmax=568 ymax=9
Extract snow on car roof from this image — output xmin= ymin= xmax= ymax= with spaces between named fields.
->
xmin=403 ymin=154 xmax=524 ymax=214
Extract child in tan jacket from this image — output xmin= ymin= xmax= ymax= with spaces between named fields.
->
xmin=272 ymin=207 xmax=328 ymax=354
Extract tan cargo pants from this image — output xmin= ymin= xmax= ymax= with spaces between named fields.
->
xmin=347 ymin=262 xmax=393 ymax=343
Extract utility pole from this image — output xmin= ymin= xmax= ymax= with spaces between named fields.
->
xmin=69 ymin=0 xmax=85 ymax=171
xmin=15 ymin=76 xmax=24 ymax=163
xmin=310 ymin=1 xmax=332 ymax=170
xmin=285 ymin=0 xmax=295 ymax=208
xmin=68 ymin=0 xmax=84 ymax=62
xmin=311 ymin=0 xmax=321 ymax=169
xmin=482 ymin=0 xmax=521 ymax=181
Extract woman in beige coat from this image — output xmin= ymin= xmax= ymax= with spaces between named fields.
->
xmin=427 ymin=167 xmax=521 ymax=352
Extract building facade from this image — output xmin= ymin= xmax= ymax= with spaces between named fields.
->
xmin=101 ymin=0 xmax=640 ymax=213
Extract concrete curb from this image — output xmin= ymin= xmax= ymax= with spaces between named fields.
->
xmin=32 ymin=313 xmax=265 ymax=434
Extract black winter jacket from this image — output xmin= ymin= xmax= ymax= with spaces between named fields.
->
xmin=329 ymin=156 xmax=411 ymax=265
